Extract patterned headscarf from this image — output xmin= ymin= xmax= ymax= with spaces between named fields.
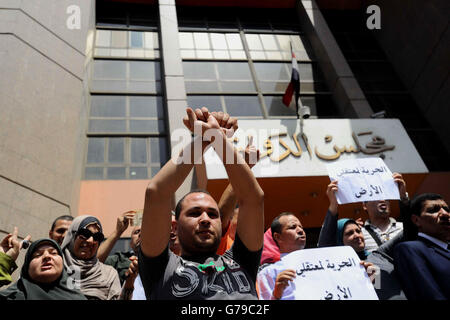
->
xmin=61 ymin=215 xmax=121 ymax=300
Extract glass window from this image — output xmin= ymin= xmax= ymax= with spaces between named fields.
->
xmin=254 ymin=62 xmax=290 ymax=81
xmin=229 ymin=51 xmax=246 ymax=60
xmin=85 ymin=167 xmax=104 ymax=180
xmin=210 ymin=33 xmax=228 ymax=50
xmin=180 ymin=49 xmax=196 ymax=59
xmin=89 ymin=119 xmax=127 ymax=133
xmin=150 ymin=137 xmax=167 ymax=164
xmin=226 ymin=34 xmax=243 ymax=50
xmin=193 ymin=33 xmax=210 ymax=49
xmin=90 ymin=96 xmax=126 ymax=117
xmin=96 ymin=30 xmax=111 ymax=47
xmin=260 ymin=34 xmax=278 ymax=50
xmin=185 ymin=81 xmax=220 ymax=93
xmin=94 ymin=48 xmax=110 ymax=57
xmin=108 ymin=138 xmax=124 ymax=163
xmin=129 ymin=96 xmax=163 ymax=118
xmin=224 ymin=96 xmax=263 ymax=117
xmin=130 ymin=31 xmax=143 ymax=48
xmin=179 ymin=32 xmax=195 ymax=49
xmin=183 ymin=62 xmax=216 ymax=80
xmin=87 ymin=138 xmax=105 ymax=163
xmin=129 ymin=120 xmax=165 ymax=133
xmin=276 ymin=34 xmax=291 ymax=51
xmin=111 ymin=31 xmax=127 ymax=48
xmin=196 ymin=50 xmax=213 ymax=59
xmin=92 ymin=60 xmax=161 ymax=94
xmin=184 ymin=61 xmax=255 ymax=93
xmin=107 ymin=167 xmax=126 ymax=179
xmin=264 ymin=96 xmax=298 ymax=117
xmin=245 ymin=34 xmax=263 ymax=50
xmin=220 ymin=82 xmax=256 ymax=93
xmin=175 ymin=8 xmax=334 ymax=120
xmin=144 ymin=32 xmax=158 ymax=49
xmin=291 ymin=35 xmax=306 ymax=52
xmin=179 ymin=32 xmax=245 ymax=60
xmin=130 ymin=61 xmax=159 ymax=80
xmin=297 ymin=64 xmax=314 ymax=81
xmin=131 ymin=138 xmax=147 ymax=163
xmin=85 ymin=137 xmax=168 ymax=180
xmin=95 ymin=29 xmax=159 ymax=58
xmin=110 ymin=48 xmax=127 ymax=58
xmin=128 ymin=49 xmax=145 ymax=58
xmin=216 ymin=62 xmax=252 ymax=80
xmin=213 ymin=50 xmax=230 ymax=59
xmin=265 ymin=51 xmax=283 ymax=60
xmin=93 ymin=60 xmax=126 ymax=79
xmin=250 ymin=51 xmax=266 ymax=60
xmin=187 ymin=96 xmax=223 ymax=112
xmin=130 ymin=167 xmax=148 ymax=179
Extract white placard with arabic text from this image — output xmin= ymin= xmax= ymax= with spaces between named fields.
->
xmin=326 ymin=157 xmax=400 ymax=204
xmin=281 ymin=246 xmax=378 ymax=300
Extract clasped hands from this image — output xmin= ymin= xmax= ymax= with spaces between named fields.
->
xmin=183 ymin=107 xmax=238 ymax=140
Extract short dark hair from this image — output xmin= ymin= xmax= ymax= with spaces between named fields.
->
xmin=50 ymin=215 xmax=74 ymax=231
xmin=271 ymin=212 xmax=296 ymax=245
xmin=174 ymin=189 xmax=214 ymax=220
xmin=410 ymin=193 xmax=443 ymax=217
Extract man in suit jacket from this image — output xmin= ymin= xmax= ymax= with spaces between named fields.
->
xmin=393 ymin=193 xmax=450 ymax=300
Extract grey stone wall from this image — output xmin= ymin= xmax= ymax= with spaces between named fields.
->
xmin=0 ymin=0 xmax=93 ymax=252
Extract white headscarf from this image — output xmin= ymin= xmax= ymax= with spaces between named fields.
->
xmin=61 ymin=215 xmax=121 ymax=300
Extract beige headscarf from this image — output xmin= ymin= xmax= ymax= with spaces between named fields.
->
xmin=61 ymin=215 xmax=121 ymax=300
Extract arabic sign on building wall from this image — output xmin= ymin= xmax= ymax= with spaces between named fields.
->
xmin=204 ymin=119 xmax=428 ymax=179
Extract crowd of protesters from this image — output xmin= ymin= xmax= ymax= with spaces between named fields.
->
xmin=1 ymin=108 xmax=448 ymax=300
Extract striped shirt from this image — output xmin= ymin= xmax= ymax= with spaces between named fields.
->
xmin=362 ymin=218 xmax=403 ymax=253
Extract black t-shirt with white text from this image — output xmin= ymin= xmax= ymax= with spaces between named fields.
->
xmin=138 ymin=235 xmax=262 ymax=300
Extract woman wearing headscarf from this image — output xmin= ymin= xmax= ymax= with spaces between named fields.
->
xmin=61 ymin=215 xmax=121 ymax=300
xmin=336 ymin=218 xmax=370 ymax=260
xmin=0 ymin=238 xmax=87 ymax=300
xmin=318 ymin=181 xmax=370 ymax=259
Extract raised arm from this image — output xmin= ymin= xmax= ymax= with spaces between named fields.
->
xmin=0 ymin=227 xmax=31 ymax=286
xmin=218 ymin=136 xmax=260 ymax=235
xmin=97 ymin=211 xmax=136 ymax=262
xmin=140 ymin=108 xmax=214 ymax=258
xmin=392 ymin=172 xmax=416 ymax=240
xmin=211 ymin=117 xmax=264 ymax=252
xmin=318 ymin=181 xmax=339 ymax=247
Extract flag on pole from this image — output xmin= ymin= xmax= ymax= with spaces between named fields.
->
xmin=282 ymin=43 xmax=300 ymax=118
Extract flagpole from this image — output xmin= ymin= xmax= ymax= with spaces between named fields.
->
xmin=291 ymin=42 xmax=300 ymax=120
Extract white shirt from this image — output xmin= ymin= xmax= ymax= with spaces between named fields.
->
xmin=131 ymin=274 xmax=147 ymax=300
xmin=362 ymin=218 xmax=403 ymax=252
xmin=257 ymin=253 xmax=296 ymax=300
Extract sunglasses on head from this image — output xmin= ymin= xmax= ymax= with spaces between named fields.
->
xmin=76 ymin=228 xmax=105 ymax=242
